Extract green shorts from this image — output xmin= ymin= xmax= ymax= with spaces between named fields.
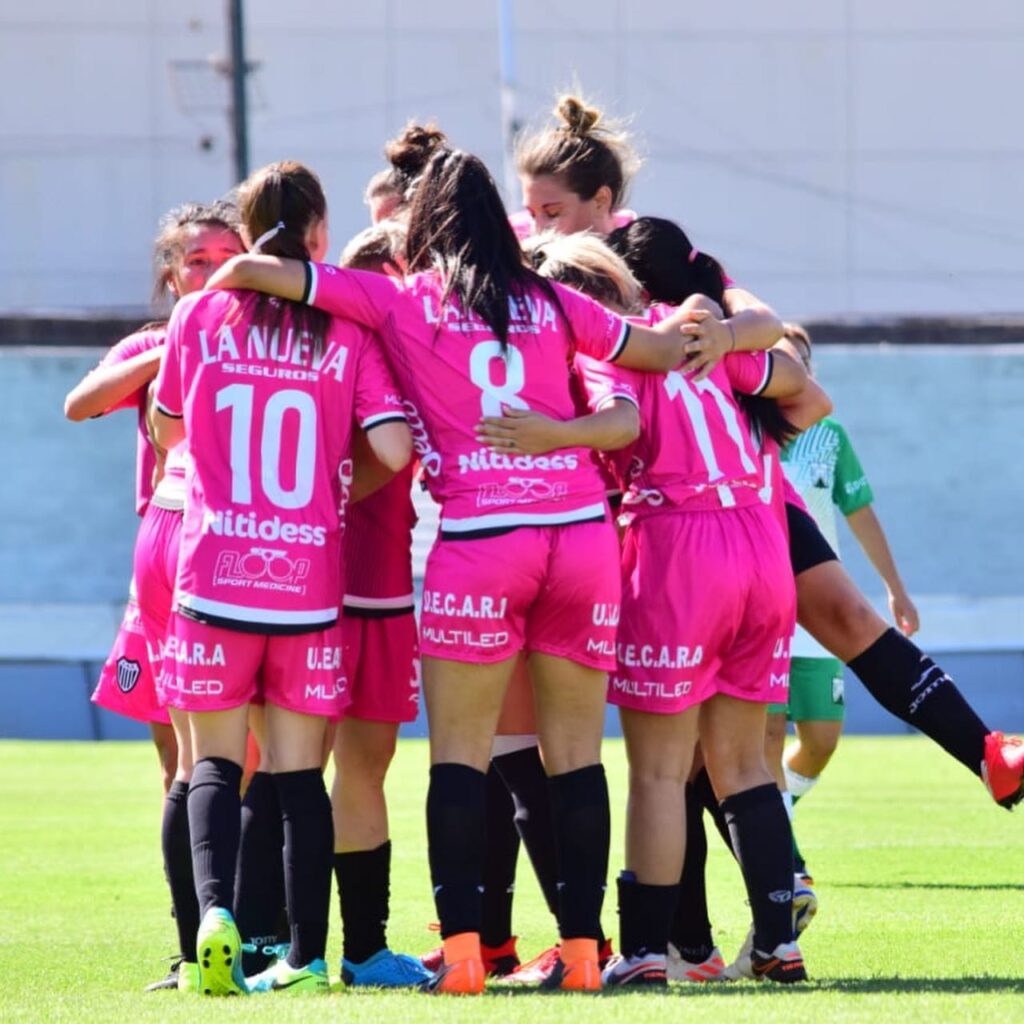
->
xmin=767 ymin=656 xmax=846 ymax=722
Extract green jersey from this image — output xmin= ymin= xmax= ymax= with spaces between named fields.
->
xmin=781 ymin=416 xmax=873 ymax=555
xmin=782 ymin=417 xmax=874 ymax=660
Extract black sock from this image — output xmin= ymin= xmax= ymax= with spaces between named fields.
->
xmin=721 ymin=784 xmax=794 ymax=954
xmin=480 ymin=763 xmax=519 ymax=948
xmin=617 ymin=873 xmax=678 ymax=959
xmin=691 ymin=767 xmax=733 ymax=855
xmin=335 ymin=841 xmax=391 ymax=965
xmin=427 ymin=763 xmax=486 ymax=939
xmin=848 ymin=628 xmax=990 ymax=775
xmin=162 ymin=780 xmax=199 ymax=961
xmin=275 ymin=769 xmax=333 ymax=968
xmin=234 ymin=771 xmax=285 ymax=974
xmin=492 ymin=745 xmax=560 ymax=919
xmin=548 ymin=764 xmax=610 ymax=941
xmin=670 ymin=783 xmax=714 ymax=960
xmin=188 ymin=757 xmax=243 ymax=916
xmin=791 ymin=818 xmax=808 ymax=876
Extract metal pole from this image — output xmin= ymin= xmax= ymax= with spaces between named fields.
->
xmin=227 ymin=0 xmax=249 ymax=184
xmin=497 ymin=0 xmax=519 ymax=206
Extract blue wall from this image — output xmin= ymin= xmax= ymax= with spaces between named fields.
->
xmin=1 ymin=341 xmax=1022 ymax=740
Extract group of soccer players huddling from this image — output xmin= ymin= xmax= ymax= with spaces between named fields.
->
xmin=67 ymin=94 xmax=1024 ymax=997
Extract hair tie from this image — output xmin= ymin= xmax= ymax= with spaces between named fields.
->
xmin=252 ymin=221 xmax=285 ymax=253
xmin=688 ymin=247 xmax=700 ymax=264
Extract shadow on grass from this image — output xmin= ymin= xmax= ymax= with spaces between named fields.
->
xmin=476 ymin=975 xmax=1024 ymax=998
xmin=830 ymin=881 xmax=1024 ymax=892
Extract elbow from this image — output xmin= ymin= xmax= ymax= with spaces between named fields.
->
xmin=805 ymin=379 xmax=833 ymax=422
xmin=813 ymin=388 xmax=834 ymax=421
xmin=64 ymin=393 xmax=89 ymax=421
xmin=757 ymin=309 xmax=784 ymax=347
xmin=615 ymin=407 xmax=641 ymax=449
xmin=381 ymin=430 xmax=414 ymax=473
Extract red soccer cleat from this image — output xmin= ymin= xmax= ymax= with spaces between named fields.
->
xmin=420 ymin=928 xmax=519 ymax=977
xmin=982 ymin=732 xmax=1024 ymax=810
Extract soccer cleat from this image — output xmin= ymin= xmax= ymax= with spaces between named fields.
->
xmin=666 ymin=944 xmax=727 ymax=982
xmin=421 ymin=935 xmax=517 ymax=978
xmin=421 ymin=957 xmax=486 ymax=995
xmin=195 ymin=907 xmax=248 ymax=996
xmin=725 ymin=941 xmax=807 ymax=984
xmin=342 ymin=948 xmax=432 ymax=988
xmin=600 ymin=952 xmax=667 ymax=988
xmin=247 ymin=956 xmax=330 ymax=994
xmin=177 ymin=961 xmax=200 ymax=993
xmin=144 ymin=956 xmax=184 ymax=992
xmin=481 ymin=936 xmax=520 ymax=976
xmin=540 ymin=955 xmax=602 ymax=992
xmin=982 ymin=732 xmax=1024 ymax=809
xmin=506 ymin=943 xmax=561 ymax=984
xmin=793 ymin=874 xmax=818 ymax=935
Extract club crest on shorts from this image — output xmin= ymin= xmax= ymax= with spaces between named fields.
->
xmin=115 ymin=657 xmax=142 ymax=694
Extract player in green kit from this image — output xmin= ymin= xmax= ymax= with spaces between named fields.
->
xmin=767 ymin=323 xmax=919 ymax=883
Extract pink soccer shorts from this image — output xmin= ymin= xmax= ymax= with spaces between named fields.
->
xmin=419 ymin=520 xmax=620 ymax=671
xmin=340 ymin=611 xmax=420 ymax=723
xmin=160 ymin=612 xmax=349 ymax=719
xmin=91 ymin=586 xmax=170 ymax=725
xmin=609 ymin=503 xmax=794 ymax=715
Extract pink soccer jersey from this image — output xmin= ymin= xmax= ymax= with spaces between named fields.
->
xmin=571 ymin=353 xmax=641 ymax=497
xmin=611 ymin=305 xmax=773 ymax=513
xmin=343 ymin=464 xmax=416 ymax=611
xmin=95 ymin=327 xmax=165 ymax=514
xmin=305 ymin=264 xmax=630 ymax=536
xmin=154 ymin=289 xmax=405 ymax=632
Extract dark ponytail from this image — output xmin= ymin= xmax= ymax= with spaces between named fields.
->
xmin=237 ymin=161 xmax=331 ymax=354
xmin=606 ymin=216 xmax=728 ymax=307
xmin=405 ymin=148 xmax=566 ymax=350
xmin=607 ymin=216 xmax=796 ymax=446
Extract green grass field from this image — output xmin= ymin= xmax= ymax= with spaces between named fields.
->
xmin=1 ymin=736 xmax=1021 ymax=1023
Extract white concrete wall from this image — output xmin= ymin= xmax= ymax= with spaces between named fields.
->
xmin=3 ymin=2 xmax=1024 ymax=318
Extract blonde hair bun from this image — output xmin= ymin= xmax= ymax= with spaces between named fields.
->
xmin=556 ymin=95 xmax=602 ymax=137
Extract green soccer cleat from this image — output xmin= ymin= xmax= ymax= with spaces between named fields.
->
xmin=247 ymin=956 xmax=330 ymax=994
xmin=177 ymin=961 xmax=200 ymax=993
xmin=195 ymin=907 xmax=248 ymax=996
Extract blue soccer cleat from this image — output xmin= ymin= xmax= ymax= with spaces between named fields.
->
xmin=342 ymin=947 xmax=432 ymax=988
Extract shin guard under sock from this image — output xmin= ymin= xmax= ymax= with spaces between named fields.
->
xmin=548 ymin=764 xmax=610 ymax=941
xmin=188 ymin=757 xmax=243 ymax=917
xmin=162 ymin=780 xmax=199 ymax=961
xmin=492 ymin=744 xmax=561 ymax=919
xmin=427 ymin=763 xmax=487 ymax=939
xmin=691 ymin=767 xmax=734 ymax=855
xmin=721 ymin=783 xmax=794 ymax=954
xmin=617 ymin=873 xmax=678 ymax=959
xmin=234 ymin=771 xmax=285 ymax=974
xmin=480 ymin=763 xmax=519 ymax=948
xmin=849 ymin=628 xmax=989 ymax=775
xmin=335 ymin=841 xmax=391 ymax=965
xmin=274 ymin=768 xmax=333 ymax=968
xmin=670 ymin=781 xmax=715 ymax=958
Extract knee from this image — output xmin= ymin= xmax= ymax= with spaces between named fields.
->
xmin=629 ymin=761 xmax=690 ymax=791
xmin=337 ymin=732 xmax=398 ymax=790
xmin=800 ymin=728 xmax=841 ymax=766
xmin=152 ymin=730 xmax=178 ymax=786
xmin=829 ymin=594 xmax=885 ymax=655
